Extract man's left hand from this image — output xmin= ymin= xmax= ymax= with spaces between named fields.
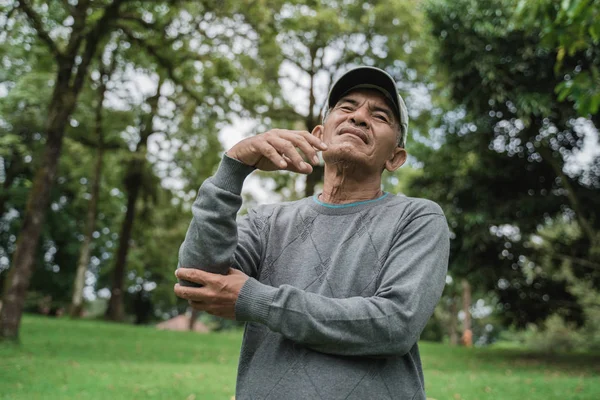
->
xmin=174 ymin=268 xmax=249 ymax=320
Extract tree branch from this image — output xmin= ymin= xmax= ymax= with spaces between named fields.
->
xmin=71 ymin=0 xmax=127 ymax=93
xmin=282 ymin=54 xmax=311 ymax=74
xmin=552 ymin=253 xmax=600 ymax=271
xmin=279 ymin=73 xmax=309 ymax=91
xmin=17 ymin=0 xmax=62 ymax=58
xmin=63 ymin=0 xmax=91 ymax=60
xmin=119 ymin=25 xmax=205 ymax=105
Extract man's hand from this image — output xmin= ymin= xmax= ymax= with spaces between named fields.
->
xmin=174 ymin=268 xmax=250 ymax=320
xmin=226 ymin=129 xmax=328 ymax=174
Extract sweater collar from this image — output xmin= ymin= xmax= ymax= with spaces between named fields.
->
xmin=309 ymin=192 xmax=393 ymax=215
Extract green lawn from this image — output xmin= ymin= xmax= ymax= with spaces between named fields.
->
xmin=1 ymin=315 xmax=598 ymax=400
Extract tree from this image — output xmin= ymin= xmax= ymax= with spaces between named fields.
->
xmin=1 ymin=0 xmax=136 ymax=340
xmin=104 ymin=78 xmax=162 ymax=321
xmin=413 ymin=0 xmax=600 ymax=329
xmin=0 ymin=46 xmax=130 ymax=320
xmin=0 ymin=0 xmax=263 ymax=339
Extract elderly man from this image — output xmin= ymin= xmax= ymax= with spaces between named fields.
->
xmin=175 ymin=66 xmax=449 ymax=399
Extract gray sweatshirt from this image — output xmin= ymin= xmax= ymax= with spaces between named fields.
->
xmin=178 ymin=155 xmax=450 ymax=400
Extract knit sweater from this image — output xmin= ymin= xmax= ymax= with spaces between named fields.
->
xmin=178 ymin=155 xmax=450 ymax=400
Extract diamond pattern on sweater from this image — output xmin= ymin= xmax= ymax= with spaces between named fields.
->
xmin=260 ymin=255 xmax=275 ymax=284
xmin=237 ymin=198 xmax=439 ymax=399
xmin=316 ymin=257 xmax=332 ymax=281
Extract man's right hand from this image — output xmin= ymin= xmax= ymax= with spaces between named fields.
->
xmin=226 ymin=129 xmax=328 ymax=174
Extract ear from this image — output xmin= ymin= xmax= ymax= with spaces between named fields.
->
xmin=311 ymin=125 xmax=324 ymax=141
xmin=384 ymin=147 xmax=407 ymax=172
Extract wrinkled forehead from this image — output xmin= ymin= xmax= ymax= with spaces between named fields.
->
xmin=336 ymin=88 xmax=398 ymax=121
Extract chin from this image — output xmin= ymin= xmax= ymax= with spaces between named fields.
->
xmin=323 ymin=143 xmax=368 ymax=166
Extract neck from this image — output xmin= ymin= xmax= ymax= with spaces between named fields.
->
xmin=319 ymin=163 xmax=383 ymax=204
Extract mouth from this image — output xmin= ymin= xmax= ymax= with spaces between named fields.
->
xmin=338 ymin=127 xmax=369 ymax=144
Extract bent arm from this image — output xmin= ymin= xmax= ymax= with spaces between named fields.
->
xmin=235 ymin=214 xmax=450 ymax=356
xmin=178 ymin=155 xmax=261 ymax=283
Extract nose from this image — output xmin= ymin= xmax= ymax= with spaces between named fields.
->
xmin=349 ymin=105 xmax=369 ymax=128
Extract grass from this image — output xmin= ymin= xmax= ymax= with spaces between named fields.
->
xmin=1 ymin=315 xmax=599 ymax=400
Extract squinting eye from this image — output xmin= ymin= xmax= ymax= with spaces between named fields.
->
xmin=374 ymin=114 xmax=389 ymax=122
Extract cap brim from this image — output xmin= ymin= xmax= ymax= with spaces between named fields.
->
xmin=328 ymin=67 xmax=399 ymax=112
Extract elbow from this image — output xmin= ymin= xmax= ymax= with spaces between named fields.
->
xmin=178 ymin=241 xmax=232 ymax=275
xmin=388 ymin=336 xmax=418 ymax=356
xmin=385 ymin=316 xmax=421 ymax=356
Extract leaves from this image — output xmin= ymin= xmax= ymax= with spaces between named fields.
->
xmin=515 ymin=0 xmax=600 ymax=115
xmin=414 ymin=0 xmax=600 ymax=328
xmin=0 ymin=0 xmax=277 ymax=319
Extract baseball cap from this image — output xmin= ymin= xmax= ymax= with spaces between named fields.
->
xmin=327 ymin=66 xmax=408 ymax=147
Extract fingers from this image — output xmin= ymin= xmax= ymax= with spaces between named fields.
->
xmin=175 ymin=268 xmax=214 ymax=286
xmin=174 ymin=283 xmax=211 ymax=301
xmin=294 ymin=130 xmax=328 ymax=152
xmin=263 ymin=130 xmax=327 ymax=173
xmin=227 ymin=129 xmax=327 ymax=171
xmin=253 ymin=140 xmax=289 ymax=170
xmin=267 ymin=136 xmax=313 ymax=173
xmin=188 ymin=300 xmax=235 ymax=320
xmin=280 ymin=130 xmax=328 ymax=164
xmin=291 ymin=131 xmax=328 ymax=164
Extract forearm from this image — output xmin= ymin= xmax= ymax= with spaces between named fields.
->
xmin=178 ymin=155 xmax=255 ymax=279
xmin=236 ymin=279 xmax=441 ymax=356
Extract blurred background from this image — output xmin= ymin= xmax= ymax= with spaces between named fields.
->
xmin=0 ymin=0 xmax=599 ymax=399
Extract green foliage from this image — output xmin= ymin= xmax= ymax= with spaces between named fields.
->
xmin=2 ymin=0 xmax=595 ymax=346
xmin=0 ymin=0 xmax=283 ymax=322
xmin=522 ymin=314 xmax=586 ymax=353
xmin=516 ymin=0 xmax=600 ymax=115
xmin=528 ymin=221 xmax=600 ymax=351
xmin=415 ymin=0 xmax=600 ymax=331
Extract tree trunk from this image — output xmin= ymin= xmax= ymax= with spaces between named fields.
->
xmin=0 ymin=80 xmax=76 ymax=341
xmin=70 ymin=145 xmax=103 ymax=318
xmin=461 ymin=279 xmax=472 ymax=347
xmin=104 ymin=84 xmax=161 ymax=321
xmin=448 ymin=297 xmax=459 ymax=345
xmin=70 ymin=60 xmax=112 ymax=318
xmin=188 ymin=309 xmax=199 ymax=331
xmin=104 ymin=180 xmax=141 ymax=321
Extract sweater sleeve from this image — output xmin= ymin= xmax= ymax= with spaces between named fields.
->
xmin=235 ymin=212 xmax=450 ymax=356
xmin=177 ymin=155 xmax=262 ymax=284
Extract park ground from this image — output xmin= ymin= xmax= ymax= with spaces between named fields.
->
xmin=1 ymin=315 xmax=599 ymax=400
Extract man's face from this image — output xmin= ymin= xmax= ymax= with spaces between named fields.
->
xmin=316 ymin=88 xmax=406 ymax=173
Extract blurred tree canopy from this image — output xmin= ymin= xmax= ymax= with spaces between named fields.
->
xmin=0 ymin=0 xmax=281 ymax=339
xmin=0 ymin=0 xmax=598 ymax=349
xmin=413 ymin=0 xmax=599 ymax=346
